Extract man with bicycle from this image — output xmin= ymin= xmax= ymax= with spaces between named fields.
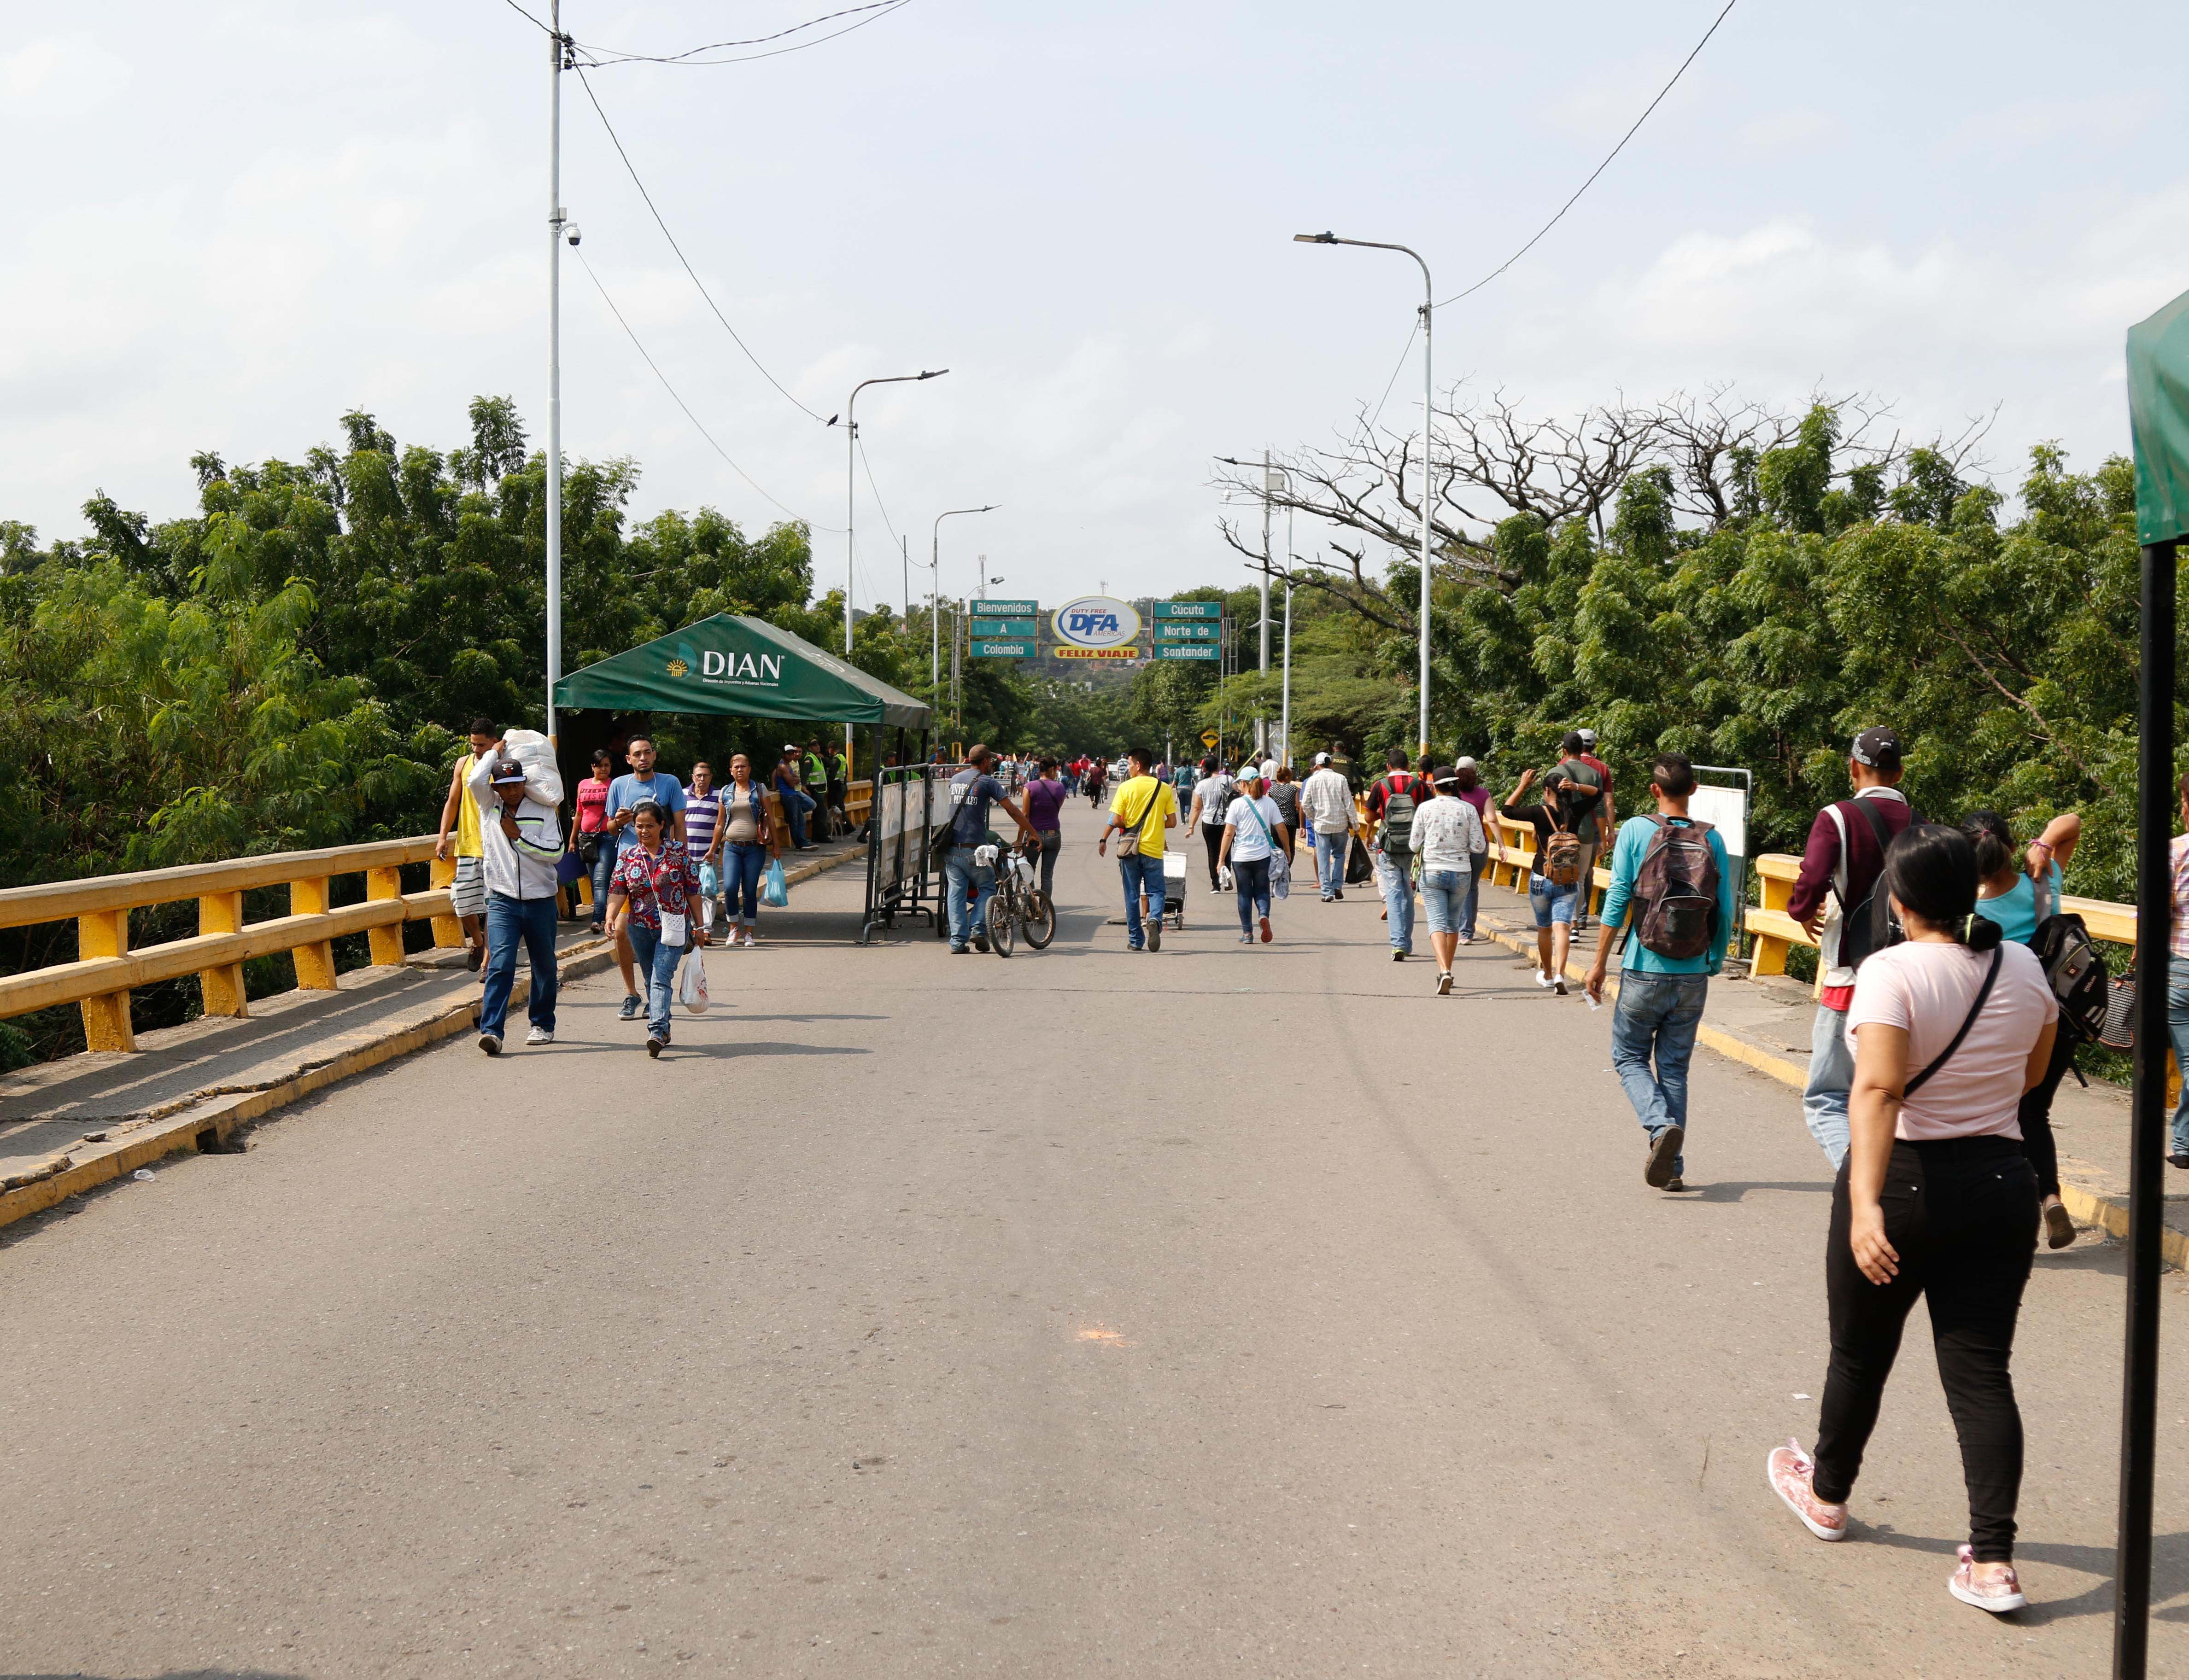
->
xmin=942 ymin=745 xmax=1036 ymax=955
xmin=1097 ymin=747 xmax=1180 ymax=953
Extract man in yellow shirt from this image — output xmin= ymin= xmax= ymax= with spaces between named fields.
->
xmin=1096 ymin=746 xmax=1179 ymax=952
xmin=433 ymin=718 xmax=502 ymax=970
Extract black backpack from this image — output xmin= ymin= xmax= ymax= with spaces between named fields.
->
xmin=1833 ymin=797 xmax=1906 ymax=973
xmin=2028 ymin=871 xmax=2111 ymax=1044
xmin=1377 ymin=776 xmax=1420 ymax=857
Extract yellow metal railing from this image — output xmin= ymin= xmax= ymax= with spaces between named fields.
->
xmin=0 ymin=838 xmax=457 ymax=1052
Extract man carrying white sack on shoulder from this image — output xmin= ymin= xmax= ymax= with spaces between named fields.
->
xmin=468 ymin=740 xmax=567 ymax=1056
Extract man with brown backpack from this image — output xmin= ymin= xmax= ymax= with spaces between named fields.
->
xmin=1583 ymin=752 xmax=1737 ymax=1191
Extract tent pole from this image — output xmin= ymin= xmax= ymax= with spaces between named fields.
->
xmin=2115 ymin=537 xmax=2175 ymax=1679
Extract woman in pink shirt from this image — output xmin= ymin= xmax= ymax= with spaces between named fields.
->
xmin=1765 ymin=823 xmax=2056 ymax=1615
xmin=575 ymin=749 xmax=614 ymax=933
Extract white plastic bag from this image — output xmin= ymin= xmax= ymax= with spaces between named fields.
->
xmin=501 ymin=727 xmax=565 ymax=805
xmin=677 ymin=949 xmax=710 ymax=1014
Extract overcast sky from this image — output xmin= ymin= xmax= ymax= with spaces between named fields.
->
xmin=6 ymin=0 xmax=2187 ymax=611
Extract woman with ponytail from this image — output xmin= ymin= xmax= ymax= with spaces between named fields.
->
xmin=1964 ymin=807 xmax=2084 ymax=1247
xmin=1766 ymin=823 xmax=2057 ymax=1615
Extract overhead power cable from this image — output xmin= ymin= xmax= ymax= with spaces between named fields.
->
xmin=1434 ymin=0 xmax=1739 ymax=307
xmin=1366 ymin=321 xmax=1420 ymax=435
xmin=497 ymin=0 xmax=553 ymax=35
xmin=574 ymin=68 xmax=827 ymax=423
xmin=856 ymin=438 xmax=902 ymax=548
xmin=574 ymin=1 xmax=913 ymax=67
xmin=574 ymin=250 xmax=839 ymax=531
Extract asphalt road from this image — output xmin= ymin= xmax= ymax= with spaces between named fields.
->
xmin=5 ymin=800 xmax=2187 ymax=1679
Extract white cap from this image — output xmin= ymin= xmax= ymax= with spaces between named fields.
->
xmin=1314 ymin=751 xmax=1331 ymax=765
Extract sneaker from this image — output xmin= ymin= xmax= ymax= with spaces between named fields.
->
xmin=743 ymin=929 xmax=758 ymax=948
xmin=950 ymin=943 xmax=969 ymax=954
xmin=477 ymin=1032 xmax=502 ymax=1056
xmin=525 ymin=1026 xmax=554 ymax=1046
xmin=1535 ymin=970 xmax=1556 ymax=989
xmin=645 ymin=1035 xmax=663 ymax=1059
xmin=1766 ymin=1440 xmax=1846 ymax=1541
xmin=973 ymin=933 xmax=990 ymax=953
xmin=1554 ymin=974 xmax=1568 ymax=996
xmin=1458 ymin=933 xmax=1474 ymax=945
xmin=1260 ymin=916 xmax=1272 ymax=944
xmin=1392 ymin=949 xmax=1406 ymax=962
xmin=1663 ymin=1175 xmax=1686 ymax=1192
xmin=1949 ymin=1545 xmax=2026 ymax=1613
xmin=619 ymin=993 xmax=642 ymax=1020
xmin=1320 ymin=893 xmax=1334 ymax=904
xmin=1645 ymin=1125 xmax=1685 ymax=1188
xmin=587 ymin=922 xmax=605 ymax=936
xmin=2172 ymin=1152 xmax=2189 ymax=1169
xmin=1147 ymin=919 xmax=1160 ymax=952
xmin=1436 ymin=972 xmax=1453 ymax=996
xmin=1239 ymin=931 xmax=1254 ymax=944
xmin=1332 ymin=891 xmax=1344 ymax=902
xmin=2043 ymin=1199 xmax=2075 ymax=1250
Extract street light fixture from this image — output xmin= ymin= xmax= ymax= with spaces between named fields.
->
xmin=1294 ymin=230 xmax=1433 ymax=756
xmin=929 ymin=504 xmax=999 ymax=709
xmin=831 ymin=368 xmax=948 ymax=656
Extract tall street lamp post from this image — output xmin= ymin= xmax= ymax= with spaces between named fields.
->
xmin=831 ymin=369 xmax=948 ymax=655
xmin=1294 ymin=231 xmax=1433 ymax=756
xmin=931 ymin=503 xmax=999 ymax=712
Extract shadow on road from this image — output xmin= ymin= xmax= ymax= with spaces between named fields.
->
xmin=5 ymin=1671 xmax=309 ymax=1680
xmin=1852 ymin=1525 xmax=2189 ymax=1625
xmin=1686 ymin=1180 xmax=1832 ymax=1203
xmin=673 ymin=1042 xmax=871 ymax=1060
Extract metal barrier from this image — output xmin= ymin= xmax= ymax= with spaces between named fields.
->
xmin=860 ymin=766 xmax=941 ymax=942
xmin=0 ymin=838 xmax=458 ymax=1052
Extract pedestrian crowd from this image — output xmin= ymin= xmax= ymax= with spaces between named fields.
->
xmin=443 ymin=711 xmax=2143 ymax=1619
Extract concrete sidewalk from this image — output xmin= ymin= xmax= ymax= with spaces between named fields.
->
xmin=1461 ymin=871 xmax=2187 ymax=1264
xmin=0 ymin=833 xmax=869 ymax=1227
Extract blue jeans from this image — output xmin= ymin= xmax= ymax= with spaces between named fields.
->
xmin=1120 ymin=852 xmax=1165 ymax=948
xmin=480 ymin=892 xmax=559 ymax=1039
xmin=1610 ymin=972 xmax=1710 ymax=1175
xmin=944 ymin=848 xmax=995 ymax=949
xmin=624 ymin=922 xmax=684 ymax=1040
xmin=1378 ymin=852 xmax=1415 ymax=951
xmin=1420 ymin=868 xmax=1464 ymax=933
xmin=1459 ymin=851 xmax=1485 ymax=938
xmin=1313 ymin=830 xmax=1346 ymax=896
xmin=586 ymin=837 xmax=616 ymax=926
xmin=2170 ymin=978 xmax=2189 ymax=1156
xmin=780 ymin=786 xmax=813 ymax=848
xmin=723 ymin=842 xmax=767 ymax=928
xmin=1233 ymin=855 xmax=1271 ymax=931
xmin=1529 ymin=872 xmax=1579 ymax=927
xmin=1803 ymin=1003 xmax=1855 ymax=1169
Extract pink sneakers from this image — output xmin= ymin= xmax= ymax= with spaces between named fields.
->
xmin=1765 ymin=1439 xmax=1846 ymax=1541
xmin=1949 ymin=1544 xmax=2026 ymax=1612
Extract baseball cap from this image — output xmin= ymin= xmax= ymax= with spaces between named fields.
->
xmin=1313 ymin=751 xmax=1331 ymax=765
xmin=490 ymin=758 xmax=527 ymax=785
xmin=1577 ymin=729 xmax=1598 ymax=747
xmin=1454 ymin=755 xmax=1477 ymax=772
xmin=1433 ymin=766 xmax=1460 ymax=788
xmin=1851 ymin=726 xmax=1903 ymax=771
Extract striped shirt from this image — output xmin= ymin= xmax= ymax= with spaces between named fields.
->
xmin=684 ymin=787 xmax=724 ymax=855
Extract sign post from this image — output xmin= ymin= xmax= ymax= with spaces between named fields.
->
xmin=970 ymin=600 xmax=1039 ymax=660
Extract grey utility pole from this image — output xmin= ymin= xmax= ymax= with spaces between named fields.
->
xmin=834 ymin=369 xmax=948 ymax=656
xmin=544 ymin=6 xmax=569 ymax=738
xmin=931 ymin=505 xmax=997 ymax=714
xmin=1295 ymin=232 xmax=1433 ymax=755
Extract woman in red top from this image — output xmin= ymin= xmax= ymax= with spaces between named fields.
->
xmin=576 ymin=749 xmax=614 ymax=933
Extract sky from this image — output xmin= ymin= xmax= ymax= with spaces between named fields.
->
xmin=6 ymin=0 xmax=2188 ymax=615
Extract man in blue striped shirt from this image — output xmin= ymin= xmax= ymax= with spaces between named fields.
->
xmin=684 ymin=761 xmax=726 ymax=926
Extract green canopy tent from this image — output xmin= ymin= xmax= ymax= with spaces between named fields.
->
xmin=2116 ymin=292 xmax=2189 ymax=1677
xmin=552 ymin=612 xmax=931 ymax=730
xmin=553 ymin=614 xmax=939 ymax=943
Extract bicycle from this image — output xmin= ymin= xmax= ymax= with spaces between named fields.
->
xmin=972 ymin=840 xmax=1056 ymax=956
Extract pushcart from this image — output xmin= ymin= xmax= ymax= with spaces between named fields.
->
xmin=1162 ymin=848 xmax=1187 ymax=930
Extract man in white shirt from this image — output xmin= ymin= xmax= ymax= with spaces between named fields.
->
xmin=1410 ymin=767 xmax=1488 ymax=993
xmin=1299 ymin=752 xmax=1357 ymax=902
xmin=467 ymin=754 xmax=567 ymax=1056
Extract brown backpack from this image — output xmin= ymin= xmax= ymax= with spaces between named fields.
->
xmin=1541 ymin=805 xmax=1584 ymax=887
xmin=1632 ymin=816 xmax=1721 ymax=960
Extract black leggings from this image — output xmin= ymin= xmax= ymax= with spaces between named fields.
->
xmin=2017 ymin=1026 xmax=2075 ymax=1199
xmin=1203 ymin=824 xmax=1225 ymax=892
xmin=1813 ymin=1137 xmax=2038 ymax=1562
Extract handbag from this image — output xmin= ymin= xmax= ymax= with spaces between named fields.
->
xmin=556 ymin=845 xmax=585 ymax=886
xmin=761 ymin=857 xmax=790 ymax=908
xmin=1113 ymin=778 xmax=1165 ymax=858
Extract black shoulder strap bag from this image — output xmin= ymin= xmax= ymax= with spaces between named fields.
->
xmin=1902 ymin=945 xmax=2005 ymax=1097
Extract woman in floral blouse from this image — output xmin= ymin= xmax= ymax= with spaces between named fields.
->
xmin=605 ymin=800 xmax=707 ymax=1057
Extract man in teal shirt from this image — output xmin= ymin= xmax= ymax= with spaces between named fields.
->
xmin=1583 ymin=751 xmax=1737 ymax=1192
